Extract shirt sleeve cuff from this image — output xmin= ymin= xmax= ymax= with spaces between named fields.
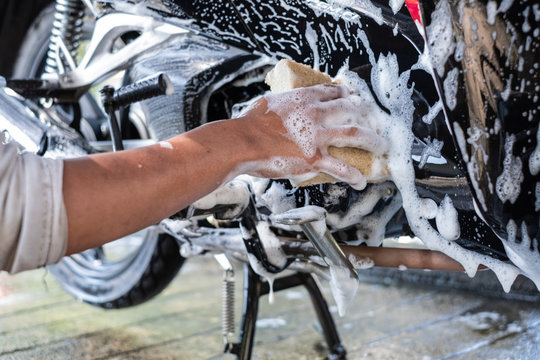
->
xmin=8 ymin=155 xmax=68 ymax=273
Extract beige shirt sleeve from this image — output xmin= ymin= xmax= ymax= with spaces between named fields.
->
xmin=0 ymin=135 xmax=68 ymax=274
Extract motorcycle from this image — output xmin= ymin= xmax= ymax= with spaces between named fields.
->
xmin=0 ymin=0 xmax=538 ymax=358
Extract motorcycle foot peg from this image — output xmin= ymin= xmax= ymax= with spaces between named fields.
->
xmin=272 ymin=206 xmax=359 ymax=281
xmin=101 ymin=73 xmax=174 ymax=112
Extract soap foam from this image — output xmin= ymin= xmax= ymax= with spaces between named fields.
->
xmin=443 ymin=67 xmax=459 ymax=110
xmin=502 ymin=220 xmax=540 ymax=289
xmin=159 ymin=141 xmax=173 ymax=149
xmin=348 ymin=253 xmax=375 ymax=269
xmin=328 ymin=264 xmax=359 ymax=316
xmin=389 ymin=0 xmax=404 ymax=14
xmin=255 ymin=221 xmax=288 ymax=269
xmin=234 ymin=1 xmax=534 ymax=307
xmin=338 ymin=43 xmax=523 ymax=291
xmin=305 ymin=22 xmax=320 ymax=70
xmin=496 ymin=134 xmax=524 ymax=204
xmin=422 ymin=100 xmax=443 ymax=125
xmin=425 ymin=0 xmax=455 ymax=77
xmin=265 ymin=89 xmax=320 ymax=159
xmin=436 ymin=195 xmax=460 ymax=241
xmin=535 ymin=183 xmax=540 ymax=211
xmin=418 ymin=137 xmax=444 ymax=169
xmin=529 ymin=125 xmax=540 ymax=175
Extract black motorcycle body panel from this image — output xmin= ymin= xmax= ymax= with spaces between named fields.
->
xmin=99 ymin=0 xmax=539 ymax=262
xmin=420 ymin=0 xmax=540 ymax=246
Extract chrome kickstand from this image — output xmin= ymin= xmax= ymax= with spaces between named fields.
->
xmin=223 ymin=263 xmax=346 ymax=360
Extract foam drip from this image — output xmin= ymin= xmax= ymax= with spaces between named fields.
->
xmin=418 ymin=137 xmax=444 ymax=169
xmin=496 ymin=134 xmax=524 ymax=204
xmin=501 ymin=220 xmax=540 ymax=290
xmin=336 ymin=42 xmax=524 ymax=291
xmin=436 ymin=195 xmax=460 ymax=241
xmin=425 ymin=0 xmax=455 ymax=77
xmin=529 ymin=125 xmax=540 ymax=175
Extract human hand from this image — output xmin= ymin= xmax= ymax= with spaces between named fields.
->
xmin=237 ymin=84 xmax=388 ymax=190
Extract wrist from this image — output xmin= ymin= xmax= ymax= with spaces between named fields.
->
xmin=185 ymin=118 xmax=262 ymax=176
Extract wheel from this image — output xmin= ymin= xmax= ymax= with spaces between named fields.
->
xmin=6 ymin=1 xmax=185 ymax=308
xmin=50 ymin=232 xmax=184 ymax=308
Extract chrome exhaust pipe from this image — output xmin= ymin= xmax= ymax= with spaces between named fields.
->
xmin=0 ymin=86 xmax=49 ymax=154
xmin=0 ymin=82 xmax=90 ymax=157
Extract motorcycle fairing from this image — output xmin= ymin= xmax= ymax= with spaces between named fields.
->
xmin=419 ymin=0 xmax=540 ymax=252
xmin=96 ymin=0 xmax=539 ymax=279
xmin=133 ymin=0 xmax=511 ymax=257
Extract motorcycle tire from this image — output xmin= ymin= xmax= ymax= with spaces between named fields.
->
xmin=3 ymin=0 xmax=185 ymax=308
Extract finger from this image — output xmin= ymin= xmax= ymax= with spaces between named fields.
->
xmin=310 ymin=98 xmax=359 ymax=124
xmin=315 ymin=157 xmax=367 ymax=190
xmin=321 ymin=126 xmax=389 ymax=155
xmin=296 ymin=84 xmax=349 ymax=102
xmin=313 ymin=97 xmax=381 ymax=127
xmin=321 ymin=97 xmax=362 ymax=112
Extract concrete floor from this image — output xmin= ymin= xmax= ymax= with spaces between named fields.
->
xmin=1 ymin=257 xmax=539 ymax=359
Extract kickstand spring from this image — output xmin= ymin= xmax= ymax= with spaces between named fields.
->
xmin=224 ymin=264 xmax=346 ymax=360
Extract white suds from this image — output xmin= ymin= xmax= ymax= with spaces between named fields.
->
xmin=470 ymin=17 xmax=479 ymax=41
xmin=255 ymin=222 xmax=288 ymax=269
xmin=522 ymin=6 xmax=531 ymax=33
xmin=453 ymin=122 xmax=489 ymax=211
xmin=305 ymin=22 xmax=320 ymax=71
xmin=502 ymin=220 xmax=540 ymax=290
xmin=422 ymin=198 xmax=438 ymax=219
xmin=389 ymin=0 xmax=404 ymax=14
xmin=348 ymin=253 xmax=375 ymax=269
xmin=422 ymin=100 xmax=443 ymax=125
xmin=244 ymin=7 xmax=534 ymax=308
xmin=418 ymin=137 xmax=444 ymax=169
xmin=535 ymin=183 xmax=540 ymax=211
xmin=493 ymin=118 xmax=502 ymax=134
xmin=425 ymin=0 xmax=455 ymax=77
xmin=443 ymin=67 xmax=459 ymax=110
xmin=486 ymin=0 xmax=515 ymax=26
xmin=259 ymin=180 xmax=297 ymax=216
xmin=534 ymin=4 xmax=540 ymax=21
xmin=159 ymin=141 xmax=173 ymax=150
xmin=193 ymin=179 xmax=251 ymax=210
xmin=496 ymin=134 xmax=524 ymax=204
xmin=363 ymin=50 xmax=520 ymax=291
xmin=486 ymin=1 xmax=498 ymax=25
xmin=265 ymin=90 xmax=319 ymax=159
xmin=501 ymin=75 xmax=513 ymax=101
xmin=454 ymin=37 xmax=465 ymax=62
xmin=268 ymin=278 xmax=275 ymax=304
xmin=529 ymin=125 xmax=540 ymax=175
xmin=393 ymin=23 xmax=399 ymax=36
xmin=436 ymin=196 xmax=460 ymax=241
xmin=247 ymin=254 xmax=278 ymax=304
xmin=328 ymin=264 xmax=359 ymax=316
xmin=265 ymin=76 xmax=388 ymax=189
xmin=331 ymin=0 xmax=384 ymax=25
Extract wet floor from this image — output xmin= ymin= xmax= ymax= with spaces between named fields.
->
xmin=0 ymin=257 xmax=539 ymax=359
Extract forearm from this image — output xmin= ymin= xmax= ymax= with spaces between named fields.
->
xmin=62 ymin=85 xmax=386 ymax=255
xmin=63 ymin=117 xmax=256 ymax=254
